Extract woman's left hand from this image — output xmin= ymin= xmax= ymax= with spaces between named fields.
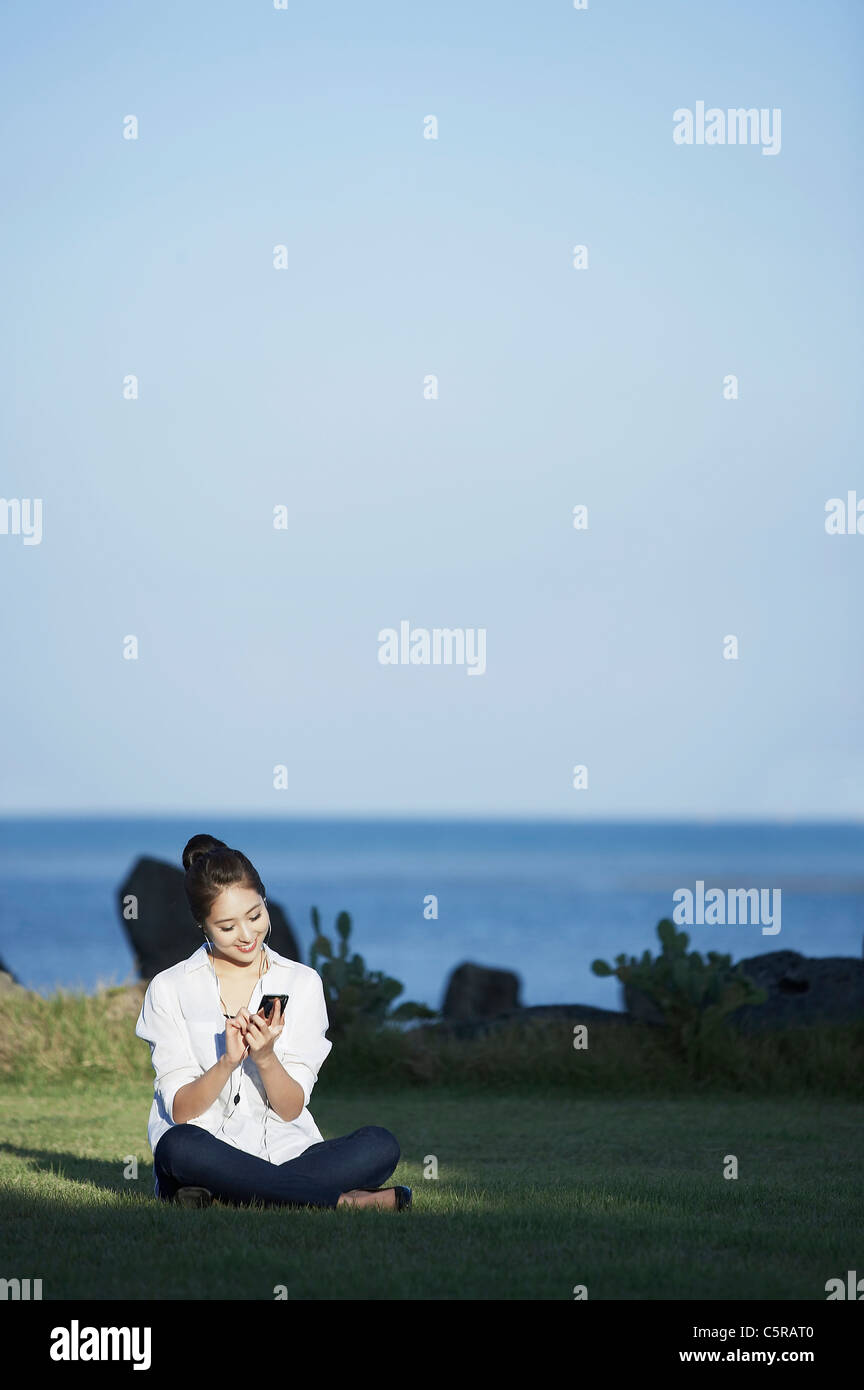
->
xmin=236 ymin=1000 xmax=284 ymax=1061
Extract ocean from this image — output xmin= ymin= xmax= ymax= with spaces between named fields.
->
xmin=0 ymin=818 xmax=861 ymax=1011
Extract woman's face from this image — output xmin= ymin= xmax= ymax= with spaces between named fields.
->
xmin=203 ymin=884 xmax=269 ymax=966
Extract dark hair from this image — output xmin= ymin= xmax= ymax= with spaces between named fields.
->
xmin=182 ymin=834 xmax=266 ymax=932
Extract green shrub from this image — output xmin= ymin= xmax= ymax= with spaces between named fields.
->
xmin=308 ymin=907 xmax=438 ymax=1034
xmin=591 ymin=918 xmax=768 ymax=1078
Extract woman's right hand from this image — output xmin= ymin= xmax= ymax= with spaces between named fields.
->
xmin=224 ymin=1016 xmax=249 ymax=1067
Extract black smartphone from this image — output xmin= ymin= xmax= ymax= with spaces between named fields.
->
xmin=259 ymin=994 xmax=289 ymax=1020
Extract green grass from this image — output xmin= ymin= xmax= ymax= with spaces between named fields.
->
xmin=2 ymin=985 xmax=861 ymax=1095
xmin=0 ymin=1079 xmax=860 ymax=1300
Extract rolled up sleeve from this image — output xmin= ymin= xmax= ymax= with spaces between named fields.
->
xmin=274 ymin=969 xmax=333 ymax=1107
xmin=135 ymin=977 xmax=203 ymax=1123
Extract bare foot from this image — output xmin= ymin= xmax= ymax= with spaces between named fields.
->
xmin=337 ymin=1187 xmax=397 ymax=1210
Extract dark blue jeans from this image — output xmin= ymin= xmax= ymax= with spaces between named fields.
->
xmin=153 ymin=1123 xmax=400 ymax=1209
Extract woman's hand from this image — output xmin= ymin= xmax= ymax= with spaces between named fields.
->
xmin=224 ymin=1016 xmax=250 ymax=1067
xmin=236 ymin=1000 xmax=285 ymax=1062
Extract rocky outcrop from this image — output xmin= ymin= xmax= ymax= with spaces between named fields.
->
xmin=626 ymin=949 xmax=864 ymax=1031
xmin=423 ymin=1002 xmax=628 ymax=1040
xmin=429 ymin=960 xmax=627 ymax=1037
xmin=117 ymin=856 xmax=301 ymax=981
xmin=441 ymin=962 xmax=521 ymax=1020
xmin=726 ymin=950 xmax=864 ymax=1031
xmin=432 ymin=948 xmax=864 ymax=1041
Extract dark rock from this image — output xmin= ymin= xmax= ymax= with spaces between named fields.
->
xmin=117 ymin=856 xmax=301 ymax=981
xmin=441 ymin=961 xmax=521 ymax=1020
xmin=419 ymin=1003 xmax=628 ymax=1040
xmin=625 ymin=950 xmax=864 ymax=1032
xmin=727 ymin=950 xmax=864 ymax=1031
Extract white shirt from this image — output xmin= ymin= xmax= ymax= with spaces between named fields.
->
xmin=134 ymin=944 xmax=333 ymax=1193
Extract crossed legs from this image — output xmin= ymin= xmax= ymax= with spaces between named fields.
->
xmin=153 ymin=1123 xmax=401 ymax=1210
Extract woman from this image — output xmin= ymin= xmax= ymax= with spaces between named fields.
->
xmin=134 ymin=834 xmax=411 ymax=1212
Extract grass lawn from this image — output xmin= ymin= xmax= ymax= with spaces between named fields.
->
xmin=0 ymin=1080 xmax=859 ymax=1300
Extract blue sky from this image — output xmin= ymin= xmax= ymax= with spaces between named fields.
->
xmin=0 ymin=0 xmax=861 ymax=817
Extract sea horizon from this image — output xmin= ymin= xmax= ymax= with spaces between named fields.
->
xmin=1 ymin=816 xmax=861 ymax=1007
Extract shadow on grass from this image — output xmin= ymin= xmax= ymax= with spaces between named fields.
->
xmin=0 ymin=1140 xmax=152 ymax=1197
xmin=0 ymin=1140 xmax=438 ymax=1214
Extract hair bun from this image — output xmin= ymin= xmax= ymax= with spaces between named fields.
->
xmin=182 ymin=834 xmax=228 ymax=873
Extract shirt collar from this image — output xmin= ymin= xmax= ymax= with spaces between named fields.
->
xmin=184 ymin=943 xmax=291 ymax=974
xmin=185 ymin=943 xmax=211 ymax=973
